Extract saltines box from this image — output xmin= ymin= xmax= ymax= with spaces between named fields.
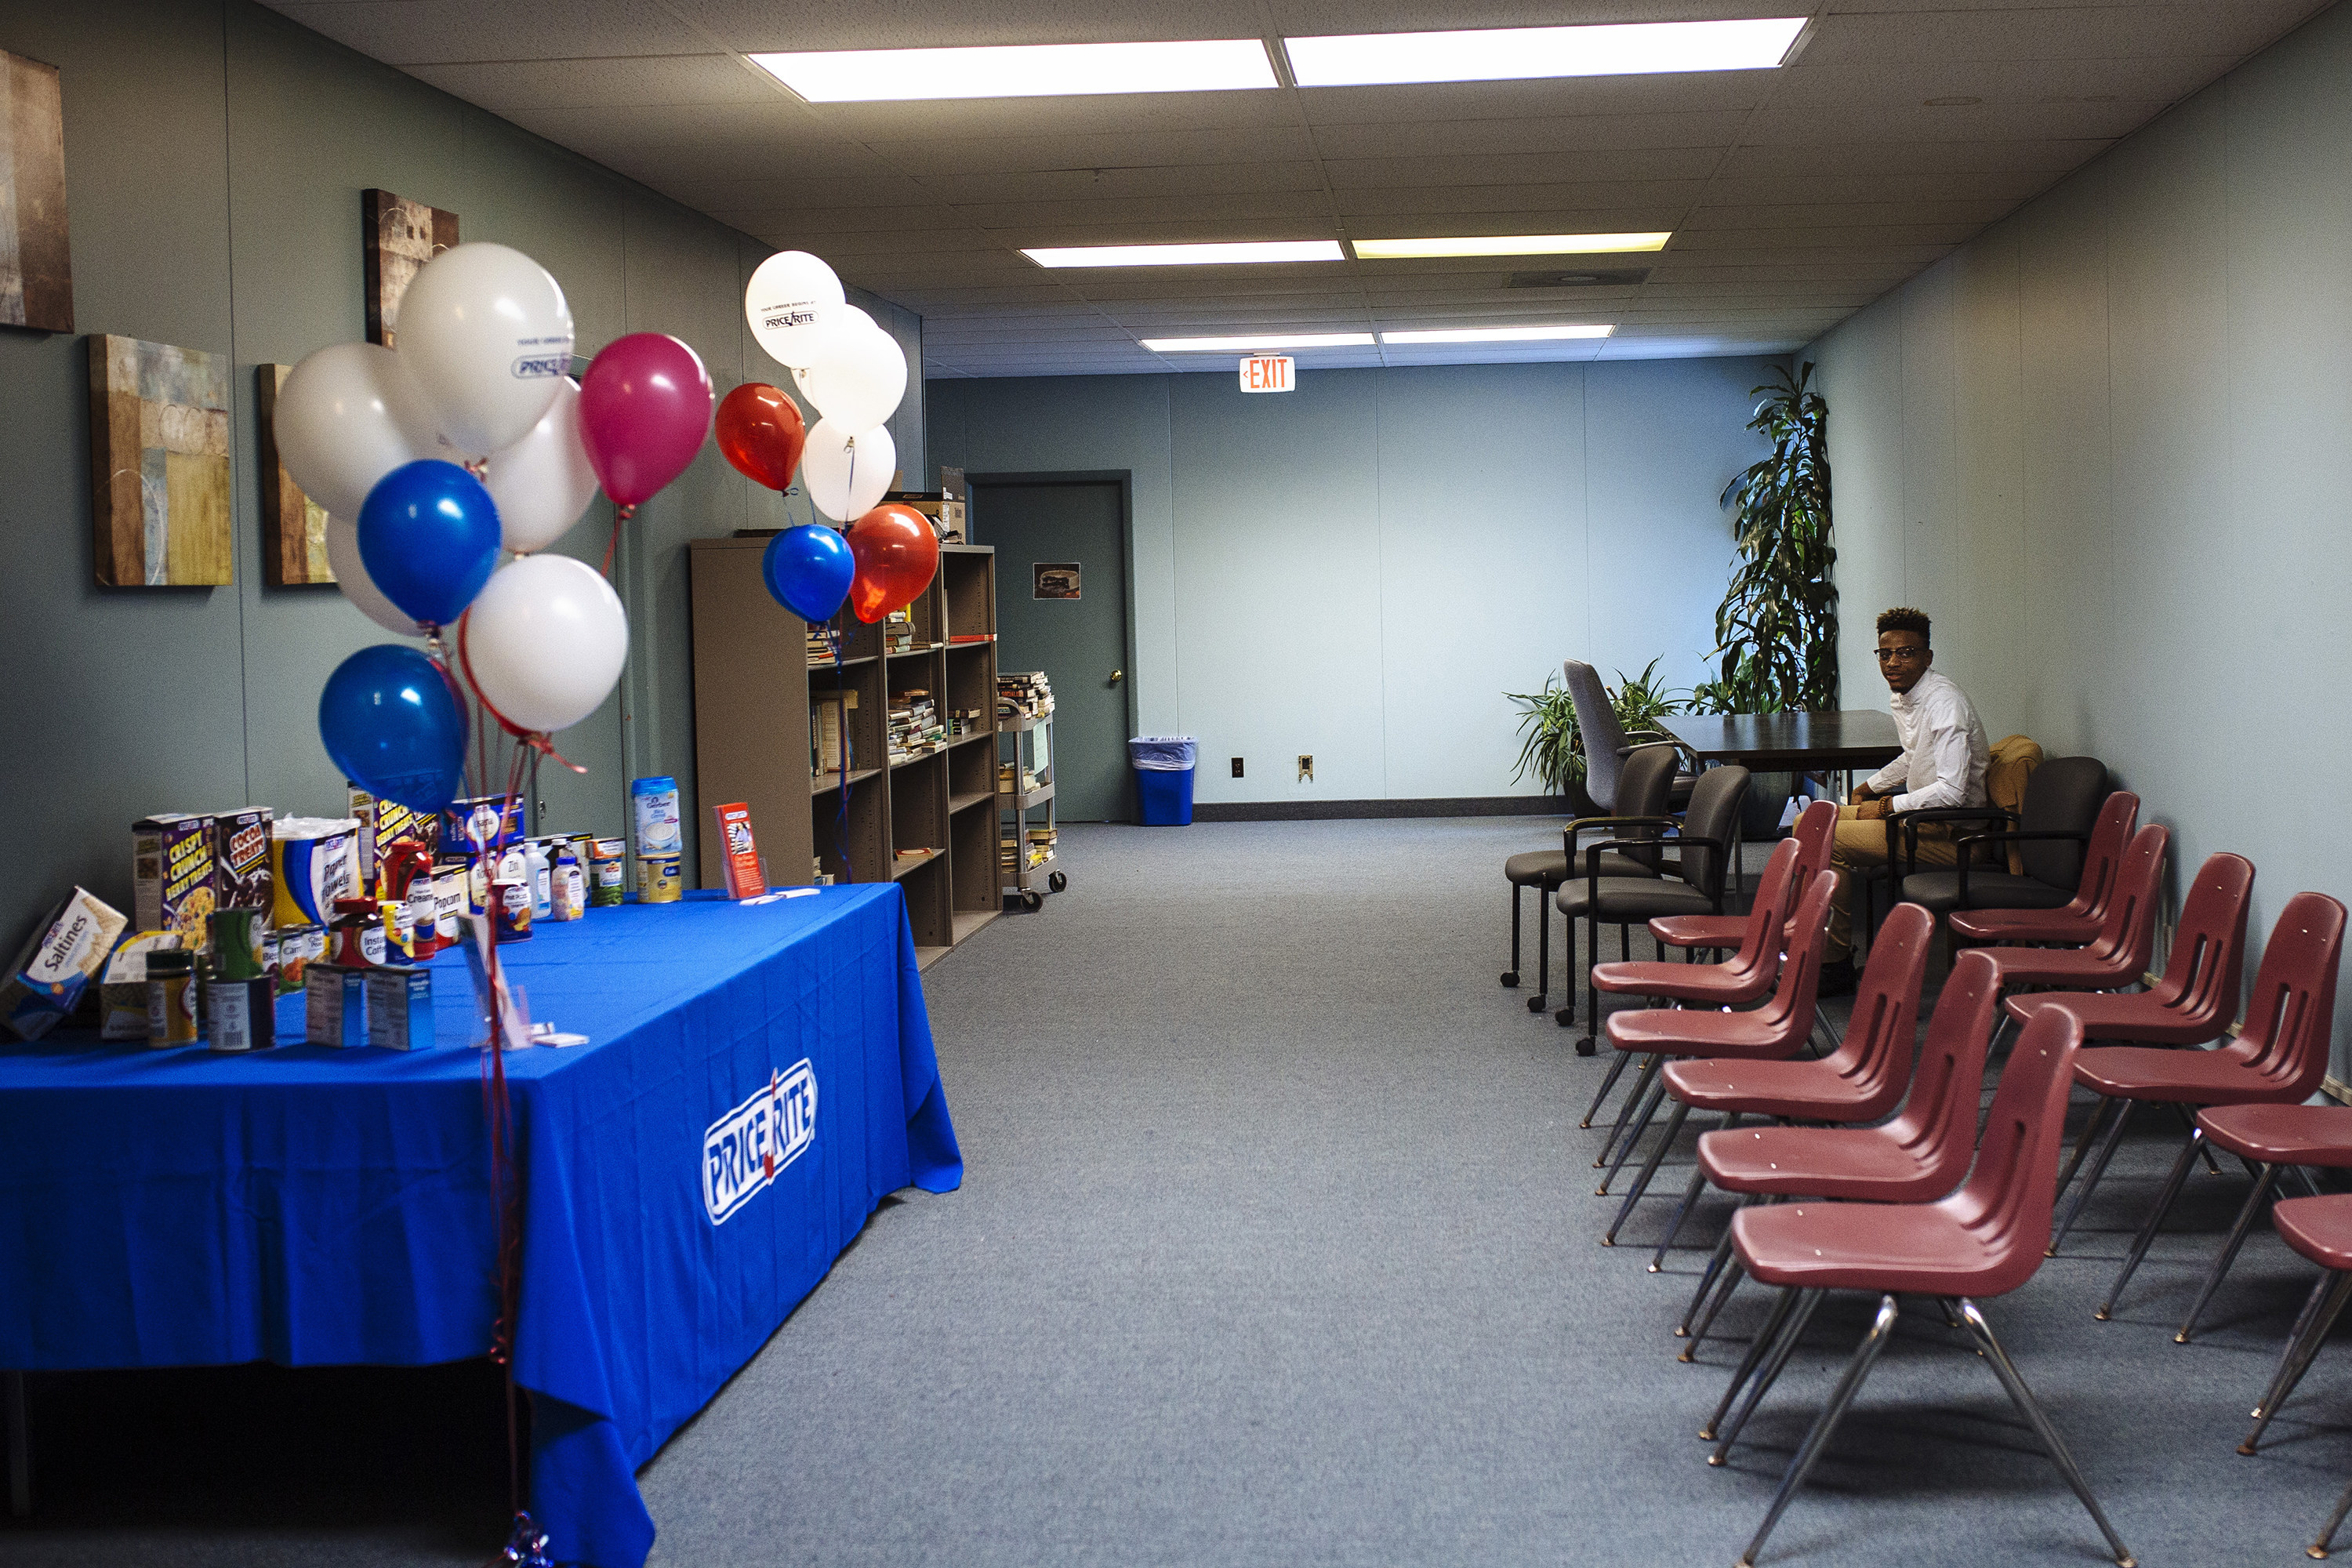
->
xmin=2 ymin=887 xmax=129 ymax=1041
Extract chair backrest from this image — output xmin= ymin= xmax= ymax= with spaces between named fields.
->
xmin=1674 ymin=764 xmax=1751 ymax=898
xmin=2150 ymin=852 xmax=2255 ymax=1023
xmin=1783 ymin=798 xmax=1838 ymax=935
xmin=2225 ymin=892 xmax=2348 ymax=1098
xmin=2087 ymin=822 xmax=2170 ymax=972
xmin=1725 ymin=837 xmax=1805 ymax=982
xmin=1563 ymin=659 xmax=1632 ymax=811
xmin=1606 ymin=742 xmax=1679 ymax=873
xmin=2015 ymin=755 xmax=2110 ymax=889
xmin=1813 ymin=902 xmax=1933 ymax=1120
xmin=2063 ymin=791 xmax=2140 ymax=924
xmin=1749 ymin=866 xmax=1838 ymax=1038
xmin=1947 ymin=1003 xmax=2085 ymax=1297
xmin=1886 ymin=947 xmax=2005 ymax=1194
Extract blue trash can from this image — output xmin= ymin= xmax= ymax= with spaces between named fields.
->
xmin=1130 ymin=736 xmax=1198 ymax=826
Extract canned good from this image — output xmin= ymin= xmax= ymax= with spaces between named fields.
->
xmin=146 ymin=948 xmax=198 ymax=1047
xmin=492 ymin=880 xmax=534 ymax=942
xmin=590 ymin=837 xmax=626 ymax=906
xmin=637 ymin=854 xmax=683 ymax=904
xmin=206 ymin=972 xmax=276 ymax=1052
xmin=631 ymin=776 xmax=681 ymax=859
xmin=209 ymin=907 xmax=267 ymax=982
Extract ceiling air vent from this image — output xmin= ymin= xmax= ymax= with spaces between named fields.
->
xmin=1505 ymin=267 xmax=1649 ymax=288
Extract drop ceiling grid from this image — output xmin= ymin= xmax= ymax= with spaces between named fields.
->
xmin=262 ymin=0 xmax=2335 ymax=376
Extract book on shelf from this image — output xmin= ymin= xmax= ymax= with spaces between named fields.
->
xmin=811 ymin=689 xmax=857 ymax=778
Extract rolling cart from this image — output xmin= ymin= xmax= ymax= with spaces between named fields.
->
xmin=999 ymin=708 xmax=1066 ymax=911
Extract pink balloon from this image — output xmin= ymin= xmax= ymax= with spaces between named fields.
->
xmin=578 ymin=332 xmax=714 ymax=507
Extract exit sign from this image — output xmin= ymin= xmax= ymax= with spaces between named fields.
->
xmin=1238 ymin=355 xmax=1294 ymax=394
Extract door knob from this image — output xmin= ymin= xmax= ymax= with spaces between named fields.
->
xmin=1109 ymin=669 xmax=1124 ymax=684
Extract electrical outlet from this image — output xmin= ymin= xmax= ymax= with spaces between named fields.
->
xmin=1297 ymin=754 xmax=1313 ymax=782
xmin=1231 ymin=757 xmax=1244 ymax=778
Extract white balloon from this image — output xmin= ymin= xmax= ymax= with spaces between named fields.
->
xmin=800 ymin=419 xmax=895 ymax=522
xmin=325 ymin=511 xmax=425 ymax=637
xmin=791 ymin=317 xmax=908 ymax=433
xmin=274 ymin=343 xmax=445 ymax=520
xmin=482 ymin=379 xmax=601 ymax=554
xmin=397 ymin=241 xmax=575 ymax=458
xmin=460 ymin=555 xmax=629 ymax=734
xmin=746 ymin=250 xmax=846 ymax=370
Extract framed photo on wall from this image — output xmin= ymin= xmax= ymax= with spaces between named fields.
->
xmin=362 ymin=187 xmax=459 ymax=348
xmin=256 ymin=363 xmax=333 ymax=585
xmin=89 ymin=335 xmax=231 ymax=586
xmin=0 ymin=47 xmax=74 ymax=333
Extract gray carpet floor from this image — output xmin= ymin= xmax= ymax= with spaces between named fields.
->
xmin=8 ymin=816 xmax=2350 ymax=1566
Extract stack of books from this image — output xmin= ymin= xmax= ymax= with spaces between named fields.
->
xmin=804 ymin=626 xmax=837 ymax=664
xmin=997 ymin=671 xmax=1053 ymax=722
xmin=948 ymin=707 xmax=986 ymax=739
xmin=998 ymin=761 xmax=1040 ymax=795
xmin=810 ymin=689 xmax=857 ymax=778
xmin=884 ymin=606 xmax=917 ymax=655
xmin=999 ymin=831 xmax=1054 ymax=873
xmin=888 ymin=689 xmax=944 ymax=763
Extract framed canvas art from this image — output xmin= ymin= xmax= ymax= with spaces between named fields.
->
xmin=89 ymin=335 xmax=231 ymax=586
xmin=256 ymin=363 xmax=332 ymax=585
xmin=0 ymin=47 xmax=74 ymax=332
xmin=362 ymin=187 xmax=457 ymax=347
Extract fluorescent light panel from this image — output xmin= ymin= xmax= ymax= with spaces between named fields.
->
xmin=1139 ymin=332 xmax=1374 ymax=352
xmin=1380 ymin=325 xmax=1613 ymax=344
xmin=748 ymin=39 xmax=1276 ymax=103
xmin=1025 ymin=240 xmax=1345 ymax=268
xmin=1285 ymin=18 xmax=1806 ymax=86
xmin=1353 ymin=232 xmax=1669 ymax=260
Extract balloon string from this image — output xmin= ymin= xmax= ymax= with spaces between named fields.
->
xmin=833 ymin=622 xmax=852 ymax=884
xmin=476 ymin=738 xmax=531 ymax=1539
xmin=601 ymin=503 xmax=633 ymax=579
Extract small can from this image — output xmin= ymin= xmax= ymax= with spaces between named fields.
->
xmin=382 ymin=899 xmax=418 ymax=964
xmin=631 ymin=776 xmax=682 ymax=859
xmin=273 ymin=924 xmax=325 ymax=996
xmin=590 ymin=837 xmax=626 ymax=906
xmin=206 ymin=971 xmax=276 ymax=1053
xmin=493 ymin=880 xmax=534 ymax=942
xmin=146 ymin=947 xmax=198 ymax=1046
xmin=209 ymin=907 xmax=267 ymax=982
xmin=637 ymin=854 xmax=683 ymax=904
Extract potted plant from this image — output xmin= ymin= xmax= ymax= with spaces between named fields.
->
xmin=1508 ymin=659 xmax=1687 ymax=815
xmin=1693 ymin=361 xmax=1837 ymax=834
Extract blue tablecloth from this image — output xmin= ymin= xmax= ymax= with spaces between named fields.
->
xmin=0 ymin=884 xmax=960 ymax=1567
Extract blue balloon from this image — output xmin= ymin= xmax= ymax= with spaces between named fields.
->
xmin=357 ymin=459 xmax=503 ymax=628
xmin=318 ymin=644 xmax=468 ymax=813
xmin=762 ymin=523 xmax=855 ymax=625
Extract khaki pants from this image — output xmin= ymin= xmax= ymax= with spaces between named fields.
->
xmin=1827 ymin=807 xmax=1959 ymax=961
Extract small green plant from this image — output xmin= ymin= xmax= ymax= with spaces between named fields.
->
xmin=1507 ymin=659 xmax=1688 ymax=794
xmin=1693 ymin=361 xmax=1837 ymax=715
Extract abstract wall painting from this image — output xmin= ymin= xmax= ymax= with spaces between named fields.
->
xmin=362 ymin=187 xmax=457 ymax=347
xmin=0 ymin=47 xmax=74 ymax=332
xmin=89 ymin=335 xmax=232 ymax=586
xmin=256 ymin=363 xmax=333 ymax=585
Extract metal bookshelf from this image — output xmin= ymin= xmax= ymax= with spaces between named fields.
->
xmin=688 ymin=537 xmax=1001 ymax=971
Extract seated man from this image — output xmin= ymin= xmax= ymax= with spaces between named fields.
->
xmin=1819 ymin=606 xmax=1991 ymax=994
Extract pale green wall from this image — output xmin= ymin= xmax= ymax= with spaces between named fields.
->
xmin=0 ymin=0 xmax=920 ymax=946
xmin=1808 ymin=2 xmax=2352 ymax=1052
xmin=930 ymin=358 xmax=1777 ymax=804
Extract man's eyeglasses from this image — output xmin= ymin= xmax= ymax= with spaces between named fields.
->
xmin=1875 ymin=646 xmax=1929 ymax=663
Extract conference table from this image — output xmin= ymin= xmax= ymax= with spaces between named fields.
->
xmin=0 ymin=883 xmax=960 ymax=1568
xmin=1655 ymin=708 xmax=1904 ymax=779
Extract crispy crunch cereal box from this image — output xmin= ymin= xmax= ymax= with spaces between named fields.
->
xmin=133 ymin=814 xmax=216 ymax=949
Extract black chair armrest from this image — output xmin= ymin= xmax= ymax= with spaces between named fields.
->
xmin=1563 ymin=812 xmax=1679 ymax=857
xmin=1951 ymin=829 xmax=2088 ymax=909
xmin=1590 ymin=835 xmax=1727 ymax=915
xmin=1885 ymin=805 xmax=2018 ymax=880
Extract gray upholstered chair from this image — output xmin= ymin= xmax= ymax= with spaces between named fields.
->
xmin=1893 ymin=756 xmax=2111 ymax=924
xmin=1563 ymin=659 xmax=1695 ymax=811
xmin=1555 ymin=764 xmax=1751 ymax=1053
xmin=1504 ymin=742 xmax=1678 ymax=1014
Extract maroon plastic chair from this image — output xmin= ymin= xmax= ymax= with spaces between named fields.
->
xmin=1587 ymin=872 xmax=1835 ymax=1202
xmin=1672 ymin=946 xmax=2005 ymax=1358
xmin=1974 ymin=822 xmax=2168 ymax=996
xmin=1949 ymin=790 xmax=2139 ymax=948
xmin=2080 ymin=892 xmax=2346 ymax=1327
xmin=1591 ymin=836 xmax=1802 ymax=1011
xmin=1651 ymin=800 xmax=1836 ymax=956
xmin=1626 ymin=903 xmax=1933 ymax=1258
xmin=1702 ymin=1005 xmax=2133 ymax=1568
xmin=2238 ymin=1194 xmax=2352 ymax=1460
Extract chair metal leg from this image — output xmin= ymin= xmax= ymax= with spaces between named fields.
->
xmin=1685 ymin=1257 xmax=1749 ymax=1362
xmin=2252 ymin=1272 xmax=2339 ymax=1425
xmin=2309 ymin=1470 xmax=2352 ymax=1559
xmin=1580 ymin=1047 xmax=1635 ymax=1130
xmin=1652 ymin=1120 xmax=1737 ymax=1272
xmin=1733 ymin=1294 xmax=1900 ymax=1568
xmin=2175 ymin=1161 xmax=2283 ymax=1344
xmin=1597 ymin=1067 xmax=1670 ymax=1193
xmin=2096 ymin=1132 xmax=2205 ymax=1320
xmin=1595 ymin=1052 xmax=1663 ymax=1167
xmin=1955 ymin=1298 xmax=2136 ymax=1567
xmin=1502 ymin=884 xmax=1522 ymax=987
xmin=1702 ymin=1283 xmax=1801 ymax=1442
xmin=1605 ymin=1098 xmax=1690 ymax=1244
xmin=2242 ymin=1270 xmax=2352 ymax=1454
xmin=2055 ymin=1094 xmax=2118 ymax=1207
xmin=1619 ymin=922 xmax=1631 ymax=962
xmin=1528 ymin=891 xmax=1550 ymax=1012
xmin=2050 ymin=1098 xmax=2137 ymax=1256
xmin=1711 ymin=1287 xmax=1829 ymax=1463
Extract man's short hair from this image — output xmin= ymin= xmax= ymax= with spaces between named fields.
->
xmin=1876 ymin=607 xmax=1931 ymax=645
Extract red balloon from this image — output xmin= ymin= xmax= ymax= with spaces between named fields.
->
xmin=715 ymin=383 xmax=808 ymax=493
xmin=578 ymin=332 xmax=713 ymax=507
xmin=845 ymin=504 xmax=940 ymax=623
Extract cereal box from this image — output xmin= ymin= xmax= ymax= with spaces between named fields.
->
xmin=212 ymin=807 xmax=274 ymax=917
xmin=2 ymin=887 xmax=129 ymax=1040
xmin=133 ymin=814 xmax=216 ymax=949
xmin=348 ymin=788 xmax=440 ymax=898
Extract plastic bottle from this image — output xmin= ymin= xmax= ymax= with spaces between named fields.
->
xmin=526 ymin=839 xmax=553 ymax=920
xmin=552 ymin=850 xmax=586 ymax=920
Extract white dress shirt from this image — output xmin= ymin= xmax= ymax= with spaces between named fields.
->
xmin=1864 ymin=666 xmax=1990 ymax=814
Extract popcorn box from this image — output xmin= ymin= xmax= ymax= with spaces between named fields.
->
xmin=365 ymin=966 xmax=434 ymax=1051
xmin=133 ymin=814 xmax=216 ymax=948
xmin=304 ymin=962 xmax=367 ymax=1047
xmin=3 ymin=887 xmax=130 ymax=1041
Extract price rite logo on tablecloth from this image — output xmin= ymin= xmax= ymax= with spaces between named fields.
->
xmin=702 ymin=1060 xmax=818 ymax=1225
